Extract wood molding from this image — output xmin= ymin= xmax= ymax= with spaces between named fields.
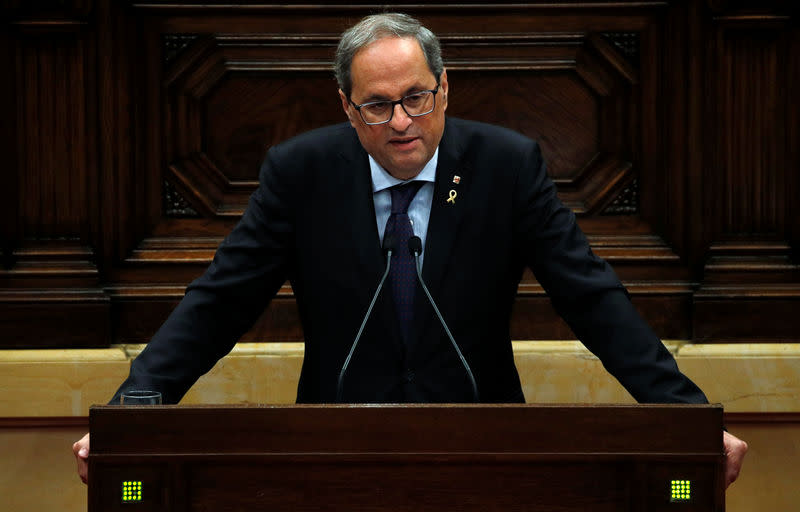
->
xmin=1 ymin=412 xmax=796 ymax=429
xmin=724 ymin=412 xmax=800 ymax=424
xmin=130 ymin=2 xmax=671 ymax=13
xmin=3 ymin=0 xmax=94 ymax=32
xmin=694 ymin=240 xmax=800 ymax=341
xmin=0 ymin=417 xmax=89 ymax=429
xmin=0 ymin=241 xmax=111 ymax=348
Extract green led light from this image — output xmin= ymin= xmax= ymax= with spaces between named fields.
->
xmin=670 ymin=479 xmax=692 ymax=502
xmin=121 ymin=481 xmax=143 ymax=503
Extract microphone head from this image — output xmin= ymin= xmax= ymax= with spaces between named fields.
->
xmin=408 ymin=236 xmax=423 ymax=256
xmin=383 ymin=234 xmax=397 ymax=253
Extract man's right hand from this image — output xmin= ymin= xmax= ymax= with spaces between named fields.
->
xmin=72 ymin=432 xmax=90 ymax=484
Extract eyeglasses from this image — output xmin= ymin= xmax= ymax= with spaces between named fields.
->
xmin=349 ymin=85 xmax=439 ymax=125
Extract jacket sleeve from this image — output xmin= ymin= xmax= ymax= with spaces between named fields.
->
xmin=513 ymin=140 xmax=707 ymax=404
xmin=110 ymin=146 xmax=298 ymax=404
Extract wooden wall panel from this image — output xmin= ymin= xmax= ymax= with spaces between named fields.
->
xmin=694 ymin=3 xmax=800 ymax=341
xmin=1 ymin=26 xmax=18 ymax=267
xmin=1 ymin=2 xmax=109 ymax=348
xmin=2 ymin=1 xmax=798 ymax=347
xmin=711 ymin=26 xmax=787 ymax=236
xmin=15 ymin=36 xmax=91 ymax=239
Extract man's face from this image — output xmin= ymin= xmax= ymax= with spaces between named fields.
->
xmin=339 ymin=36 xmax=448 ymax=180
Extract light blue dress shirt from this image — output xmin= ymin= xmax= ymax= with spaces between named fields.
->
xmin=370 ymin=148 xmax=438 ymax=268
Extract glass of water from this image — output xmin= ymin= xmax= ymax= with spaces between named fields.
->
xmin=120 ymin=391 xmax=162 ymax=405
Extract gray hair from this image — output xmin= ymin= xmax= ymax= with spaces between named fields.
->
xmin=335 ymin=13 xmax=443 ymax=98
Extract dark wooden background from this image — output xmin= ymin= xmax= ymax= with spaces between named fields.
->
xmin=2 ymin=0 xmax=798 ymax=348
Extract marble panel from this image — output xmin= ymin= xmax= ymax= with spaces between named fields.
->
xmin=1 ymin=342 xmax=798 ymax=415
xmin=0 ymin=348 xmax=130 ymax=417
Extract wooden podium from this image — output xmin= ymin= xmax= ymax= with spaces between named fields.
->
xmin=89 ymin=404 xmax=724 ymax=511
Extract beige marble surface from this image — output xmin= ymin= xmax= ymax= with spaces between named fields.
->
xmin=512 ymin=341 xmax=634 ymax=404
xmin=723 ymin=421 xmax=800 ymax=512
xmin=514 ymin=341 xmax=800 ymax=412
xmin=1 ymin=341 xmax=799 ymax=416
xmin=676 ymin=343 xmax=800 ymax=412
xmin=0 ymin=348 xmax=130 ymax=417
xmin=178 ymin=343 xmax=305 ymax=405
xmin=0 ymin=425 xmax=89 ymax=512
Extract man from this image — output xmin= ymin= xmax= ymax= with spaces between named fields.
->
xmin=74 ymin=12 xmax=746 ymax=485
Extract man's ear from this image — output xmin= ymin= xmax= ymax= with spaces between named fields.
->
xmin=339 ymin=89 xmax=357 ymax=128
xmin=439 ymin=69 xmax=449 ymax=111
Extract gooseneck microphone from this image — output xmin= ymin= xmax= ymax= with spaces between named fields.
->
xmin=336 ymin=235 xmax=396 ymax=402
xmin=408 ymin=236 xmax=479 ymax=402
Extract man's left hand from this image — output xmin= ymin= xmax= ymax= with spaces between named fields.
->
xmin=723 ymin=430 xmax=748 ymax=488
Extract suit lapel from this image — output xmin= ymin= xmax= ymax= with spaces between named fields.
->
xmin=409 ymin=119 xmax=472 ymax=353
xmin=338 ymin=133 xmax=382 ymax=283
xmin=337 ymin=129 xmax=406 ymax=356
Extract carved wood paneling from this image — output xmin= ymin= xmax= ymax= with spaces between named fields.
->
xmin=658 ymin=0 xmax=701 ymax=265
xmin=161 ymin=33 xmax=342 ymax=218
xmin=445 ymin=32 xmax=641 ymax=216
xmin=694 ymin=239 xmax=800 ymax=341
xmin=11 ymin=30 xmax=95 ymax=242
xmin=0 ymin=240 xmax=110 ymax=348
xmin=0 ymin=27 xmax=18 ymax=260
xmin=119 ymin=6 xmax=676 ymax=343
xmin=163 ymin=180 xmax=200 ymax=218
xmin=95 ymin=0 xmax=147 ymax=267
xmin=692 ymin=4 xmax=800 ymax=341
xmin=602 ymin=179 xmax=639 ymax=215
xmin=709 ymin=26 xmax=789 ymax=237
xmin=3 ymin=0 xmax=94 ymax=29
xmin=3 ymin=1 xmax=798 ymax=346
xmin=160 ymin=30 xmax=641 ymax=218
xmin=1 ymin=3 xmax=110 ymax=347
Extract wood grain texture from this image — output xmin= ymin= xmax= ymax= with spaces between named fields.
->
xmin=3 ymin=1 xmax=798 ymax=347
xmin=88 ymin=404 xmax=724 ymax=512
xmin=13 ymin=34 xmax=91 ymax=239
xmin=693 ymin=3 xmax=800 ymax=340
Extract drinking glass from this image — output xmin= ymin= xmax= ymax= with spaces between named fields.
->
xmin=120 ymin=391 xmax=162 ymax=405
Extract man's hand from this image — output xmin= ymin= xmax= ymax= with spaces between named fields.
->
xmin=723 ymin=430 xmax=747 ymax=488
xmin=72 ymin=432 xmax=90 ymax=484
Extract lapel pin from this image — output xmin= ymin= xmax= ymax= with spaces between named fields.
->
xmin=452 ymin=175 xmax=461 ymax=185
xmin=447 ymin=190 xmax=457 ymax=205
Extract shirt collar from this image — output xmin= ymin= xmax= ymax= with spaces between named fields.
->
xmin=369 ymin=147 xmax=439 ymax=193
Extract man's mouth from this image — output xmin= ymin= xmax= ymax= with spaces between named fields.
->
xmin=389 ymin=136 xmax=419 ymax=149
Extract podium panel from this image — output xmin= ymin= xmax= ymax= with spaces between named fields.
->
xmin=89 ymin=404 xmax=724 ymax=511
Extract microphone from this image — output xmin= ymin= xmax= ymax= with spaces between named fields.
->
xmin=408 ymin=236 xmax=479 ymax=402
xmin=336 ymin=235 xmax=396 ymax=402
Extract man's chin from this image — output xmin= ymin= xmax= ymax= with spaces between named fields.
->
xmin=382 ymin=149 xmax=430 ymax=179
xmin=385 ymin=160 xmax=426 ymax=180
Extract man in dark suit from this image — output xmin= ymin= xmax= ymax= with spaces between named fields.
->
xmin=74 ymin=11 xmax=746 ymax=485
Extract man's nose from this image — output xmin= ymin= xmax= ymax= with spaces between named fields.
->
xmin=389 ymin=103 xmax=413 ymax=131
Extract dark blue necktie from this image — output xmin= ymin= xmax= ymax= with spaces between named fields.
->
xmin=385 ymin=181 xmax=423 ymax=344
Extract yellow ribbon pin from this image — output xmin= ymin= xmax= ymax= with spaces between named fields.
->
xmin=447 ymin=190 xmax=457 ymax=204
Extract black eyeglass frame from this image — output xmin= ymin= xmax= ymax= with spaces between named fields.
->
xmin=348 ymin=85 xmax=440 ymax=125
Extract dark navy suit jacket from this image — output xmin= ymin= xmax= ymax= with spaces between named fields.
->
xmin=112 ymin=118 xmax=707 ymax=405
